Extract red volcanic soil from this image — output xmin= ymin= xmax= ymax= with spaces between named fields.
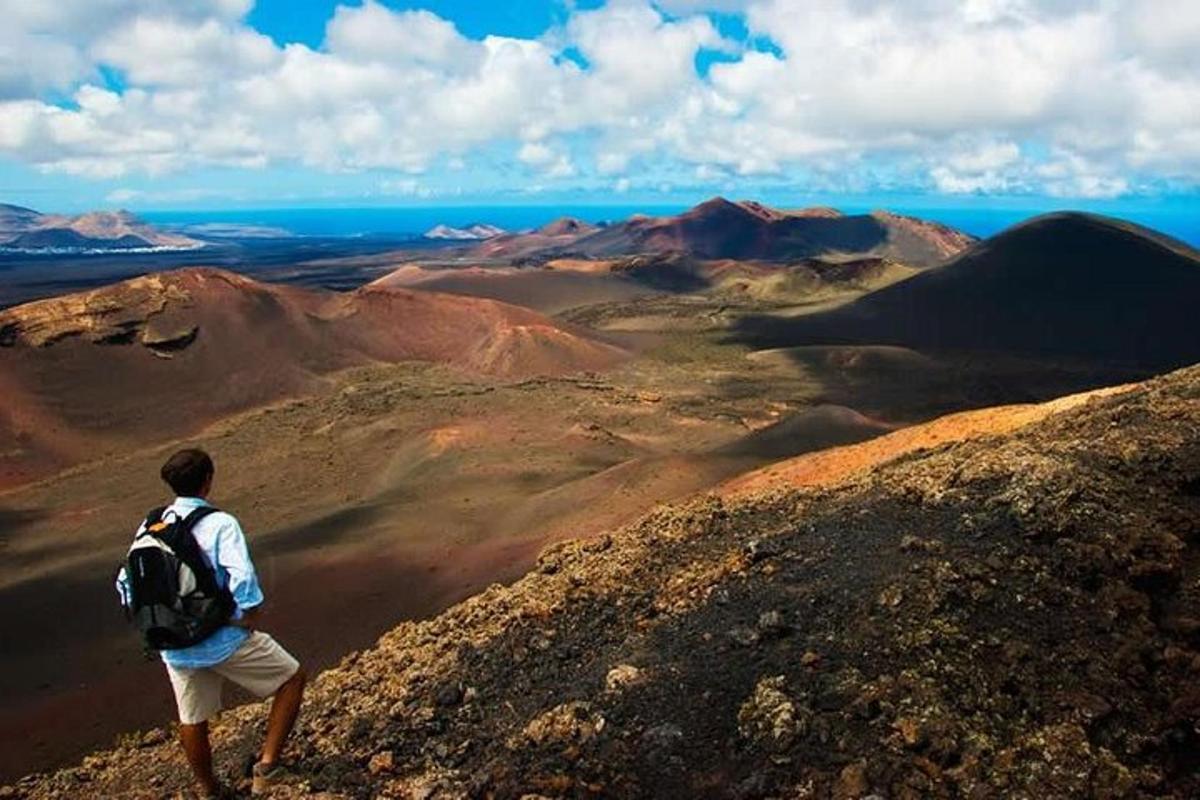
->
xmin=537 ymin=216 xmax=599 ymax=237
xmin=472 ymin=216 xmax=602 ymax=260
xmin=868 ymin=210 xmax=978 ymax=262
xmin=720 ymin=382 xmax=1136 ymax=496
xmin=370 ymin=263 xmax=654 ymax=314
xmin=0 ymin=268 xmax=626 ymax=488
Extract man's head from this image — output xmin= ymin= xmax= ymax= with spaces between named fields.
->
xmin=161 ymin=448 xmax=214 ymax=498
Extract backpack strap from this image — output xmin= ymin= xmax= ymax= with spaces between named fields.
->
xmin=137 ymin=506 xmax=169 ymax=538
xmin=162 ymin=506 xmax=231 ymax=600
xmin=178 ymin=505 xmax=220 ymax=533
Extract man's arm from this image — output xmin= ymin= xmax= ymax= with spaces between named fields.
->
xmin=213 ymin=513 xmax=266 ymax=627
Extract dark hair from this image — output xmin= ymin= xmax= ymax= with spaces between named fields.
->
xmin=161 ymin=448 xmax=214 ymax=497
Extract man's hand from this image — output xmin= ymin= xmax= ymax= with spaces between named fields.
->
xmin=232 ymin=606 xmax=264 ymax=631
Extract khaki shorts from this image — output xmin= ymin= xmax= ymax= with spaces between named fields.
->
xmin=166 ymin=631 xmax=300 ymax=724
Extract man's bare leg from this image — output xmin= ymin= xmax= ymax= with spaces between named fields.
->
xmin=260 ymin=668 xmax=306 ymax=766
xmin=179 ymin=721 xmax=220 ymax=796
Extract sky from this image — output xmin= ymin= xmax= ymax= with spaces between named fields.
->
xmin=0 ymin=0 xmax=1198 ymax=214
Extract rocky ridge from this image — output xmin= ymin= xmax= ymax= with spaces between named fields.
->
xmin=6 ymin=364 xmax=1200 ymax=799
xmin=470 ymin=198 xmax=976 ymax=267
xmin=0 ymin=206 xmax=201 ymax=252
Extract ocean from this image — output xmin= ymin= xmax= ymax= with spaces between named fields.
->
xmin=142 ymin=204 xmax=1200 ymax=247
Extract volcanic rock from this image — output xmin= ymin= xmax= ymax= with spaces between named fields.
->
xmin=7 ymin=362 xmax=1200 ymax=798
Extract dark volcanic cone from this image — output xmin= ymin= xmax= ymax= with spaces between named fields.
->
xmin=734 ymin=212 xmax=1200 ymax=370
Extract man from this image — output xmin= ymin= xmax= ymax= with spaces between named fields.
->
xmin=117 ymin=448 xmax=306 ymax=798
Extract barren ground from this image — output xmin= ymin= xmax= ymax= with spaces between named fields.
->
xmin=0 ymin=283 xmax=1155 ymax=783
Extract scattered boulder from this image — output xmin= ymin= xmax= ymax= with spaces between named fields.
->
xmin=743 ymin=538 xmax=781 ymax=563
xmin=640 ymin=723 xmax=683 ymax=752
xmin=756 ymin=610 xmax=790 ymax=638
xmin=899 ymin=534 xmax=941 ymax=554
xmin=435 ymin=683 xmax=464 ymax=707
xmin=521 ymin=702 xmax=606 ymax=747
xmin=367 ymin=750 xmax=395 ymax=775
xmin=605 ymin=664 xmax=645 ymax=692
xmin=729 ymin=626 xmax=760 ymax=647
xmin=738 ymin=676 xmax=808 ymax=752
xmin=833 ymin=760 xmax=870 ymax=799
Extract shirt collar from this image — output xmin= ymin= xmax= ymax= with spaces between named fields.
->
xmin=173 ymin=496 xmax=211 ymax=508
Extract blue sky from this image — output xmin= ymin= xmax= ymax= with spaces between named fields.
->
xmin=0 ymin=0 xmax=1198 ymax=217
xmin=247 ymin=0 xmax=588 ymax=44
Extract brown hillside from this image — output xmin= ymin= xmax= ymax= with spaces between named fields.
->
xmin=369 ymin=264 xmax=654 ymax=314
xmin=721 ymin=382 xmax=1136 ymax=495
xmin=0 ymin=268 xmax=625 ymax=487
xmin=475 ymin=199 xmax=976 ymax=266
xmin=10 ymin=363 xmax=1199 ymax=798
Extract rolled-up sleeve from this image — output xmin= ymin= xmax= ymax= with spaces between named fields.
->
xmin=215 ymin=515 xmax=264 ymax=611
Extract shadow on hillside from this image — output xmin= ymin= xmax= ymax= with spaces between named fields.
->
xmin=721 ymin=314 xmax=1167 ymax=414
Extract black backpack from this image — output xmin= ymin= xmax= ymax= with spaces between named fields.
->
xmin=121 ymin=506 xmax=236 ymax=650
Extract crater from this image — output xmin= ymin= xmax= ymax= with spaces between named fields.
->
xmin=141 ymin=324 xmax=199 ymax=353
xmin=95 ymin=324 xmax=140 ymax=346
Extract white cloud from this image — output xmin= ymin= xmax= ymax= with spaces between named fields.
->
xmin=105 ymin=186 xmax=234 ymax=204
xmin=0 ymin=0 xmax=1198 ymax=198
xmin=518 ymin=141 xmax=555 ymax=167
xmin=0 ymin=0 xmax=252 ymax=98
xmin=946 ymin=141 xmax=1022 ymax=174
xmin=654 ymin=0 xmax=750 ymax=11
xmin=930 ymin=139 xmax=1025 ymax=193
xmin=1033 ymin=150 xmax=1131 ymax=198
xmin=93 ymin=16 xmax=279 ymax=86
xmin=518 ymin=140 xmax=577 ymax=178
xmin=378 ymin=177 xmax=434 ymax=198
xmin=325 ymin=2 xmax=476 ymax=71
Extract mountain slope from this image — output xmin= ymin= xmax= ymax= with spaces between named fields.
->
xmin=473 ymin=217 xmax=604 ymax=260
xmin=372 ymin=252 xmax=922 ymax=316
xmin=0 ymin=268 xmax=625 ymax=487
xmin=474 ymin=199 xmax=975 ymax=266
xmin=0 ymin=203 xmax=42 ymax=239
xmin=12 ymin=363 xmax=1199 ymax=798
xmin=719 ymin=381 xmax=1137 ymax=496
xmin=424 ymin=223 xmax=507 ymax=241
xmin=0 ymin=207 xmax=200 ymax=251
xmin=370 ymin=264 xmax=654 ymax=314
xmin=734 ymin=212 xmax=1200 ymax=369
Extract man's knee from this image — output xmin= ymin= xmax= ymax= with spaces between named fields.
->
xmin=283 ymin=666 xmax=307 ymax=691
